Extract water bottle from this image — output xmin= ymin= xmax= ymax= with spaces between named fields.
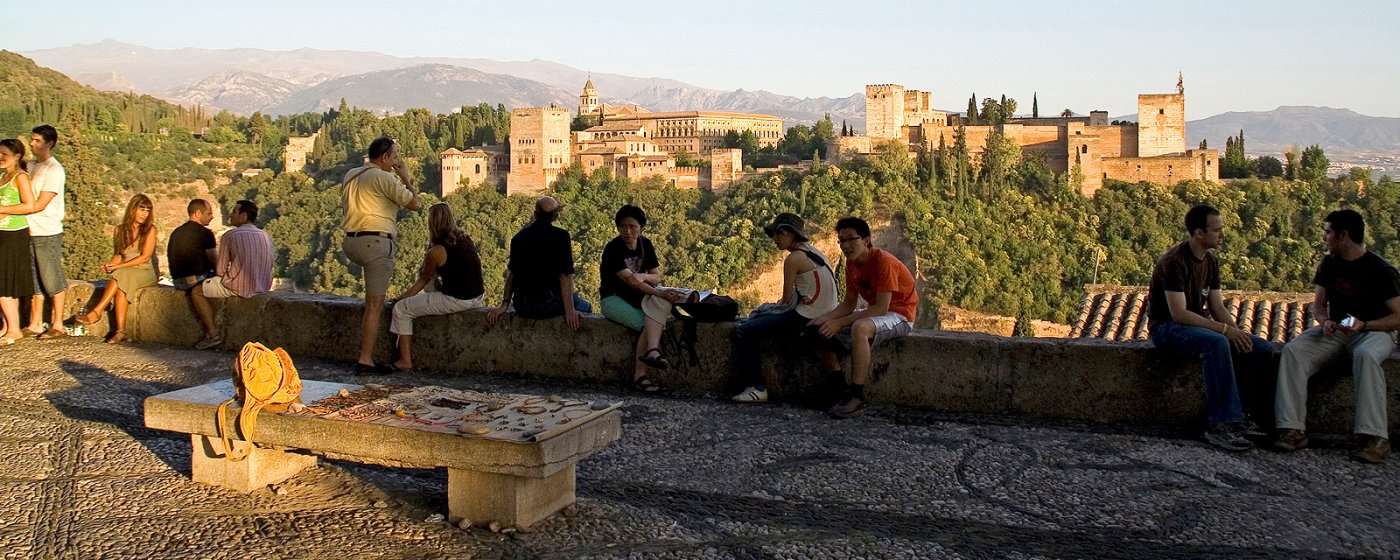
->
xmin=72 ymin=306 xmax=88 ymax=337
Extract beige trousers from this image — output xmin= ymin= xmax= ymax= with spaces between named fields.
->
xmin=1276 ymin=327 xmax=1395 ymax=438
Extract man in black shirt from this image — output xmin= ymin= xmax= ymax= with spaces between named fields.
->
xmin=1275 ymin=209 xmax=1400 ymax=463
xmin=487 ymin=196 xmax=591 ymax=330
xmin=1148 ymin=205 xmax=1274 ymax=451
xmin=167 ymin=199 xmax=218 ymax=342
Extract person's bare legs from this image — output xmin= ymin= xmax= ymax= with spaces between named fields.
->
xmin=1 ymin=297 xmax=22 ymax=340
xmin=634 ymin=316 xmax=666 ymax=380
xmin=189 ymin=287 xmax=216 ymax=337
xmin=393 ymin=333 xmax=413 ymax=370
xmin=25 ymin=295 xmax=44 ymax=333
xmin=49 ymin=291 xmax=65 ymax=331
xmin=357 ymin=295 xmax=385 ymax=366
xmin=80 ymin=280 xmax=121 ymax=324
xmin=108 ymin=289 xmax=129 ymax=342
xmin=848 ymin=319 xmax=876 ymax=385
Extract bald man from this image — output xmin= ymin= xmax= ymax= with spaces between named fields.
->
xmin=487 ymin=196 xmax=592 ymax=330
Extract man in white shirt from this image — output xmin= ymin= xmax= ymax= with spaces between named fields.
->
xmin=0 ymin=125 xmax=66 ymax=339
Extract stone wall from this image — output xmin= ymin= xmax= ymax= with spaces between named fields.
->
xmin=1137 ymin=93 xmax=1186 ymax=157
xmin=90 ymin=284 xmax=1400 ymax=437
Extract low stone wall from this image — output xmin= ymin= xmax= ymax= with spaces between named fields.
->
xmin=80 ymin=284 xmax=1400 ymax=437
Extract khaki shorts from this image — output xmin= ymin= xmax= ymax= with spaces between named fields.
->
xmin=342 ymin=235 xmax=397 ymax=297
xmin=200 ymin=276 xmax=237 ymax=299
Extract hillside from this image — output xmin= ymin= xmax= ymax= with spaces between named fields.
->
xmin=1187 ymin=106 xmax=1400 ymax=152
xmin=0 ymin=50 xmax=204 ymax=135
xmin=22 ymin=40 xmax=865 ymax=124
xmin=261 ymin=64 xmax=578 ymax=116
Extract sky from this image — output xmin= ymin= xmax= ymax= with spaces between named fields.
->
xmin=10 ymin=0 xmax=1400 ymax=118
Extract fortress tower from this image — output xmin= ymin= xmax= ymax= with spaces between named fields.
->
xmin=579 ymin=78 xmax=600 ymax=117
xmin=506 ymin=107 xmax=572 ymax=196
xmin=865 ymin=84 xmax=906 ymax=141
xmin=1136 ymin=76 xmax=1186 ymax=157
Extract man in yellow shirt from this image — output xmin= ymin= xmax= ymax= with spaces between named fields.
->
xmin=341 ymin=137 xmax=421 ymax=374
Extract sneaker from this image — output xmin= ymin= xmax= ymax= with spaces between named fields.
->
xmin=193 ymin=333 xmax=224 ymax=350
xmin=1352 ymin=436 xmax=1391 ymax=464
xmin=731 ymin=387 xmax=768 ymax=403
xmin=1230 ymin=419 xmax=1267 ymax=438
xmin=1203 ymin=423 xmax=1252 ymax=451
xmin=1272 ymin=429 xmax=1309 ymax=451
xmin=828 ymin=397 xmax=866 ymax=419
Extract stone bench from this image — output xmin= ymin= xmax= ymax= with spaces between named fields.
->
xmin=144 ymin=379 xmax=623 ymax=527
xmin=112 ymin=285 xmax=1400 ymax=437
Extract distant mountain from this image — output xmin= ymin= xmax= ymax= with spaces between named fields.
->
xmin=166 ymin=71 xmax=302 ymax=115
xmin=1187 ymin=106 xmax=1400 ymax=153
xmin=21 ymin=40 xmax=861 ymax=123
xmin=261 ymin=64 xmax=578 ymax=116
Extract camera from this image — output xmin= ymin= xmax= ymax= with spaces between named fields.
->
xmin=1340 ymin=315 xmax=1357 ymax=329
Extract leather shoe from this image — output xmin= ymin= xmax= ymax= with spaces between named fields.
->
xmin=354 ymin=362 xmax=394 ymax=375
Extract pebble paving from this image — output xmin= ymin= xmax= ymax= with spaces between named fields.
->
xmin=1 ymin=337 xmax=1397 ymax=559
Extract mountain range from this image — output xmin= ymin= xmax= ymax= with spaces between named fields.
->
xmin=17 ymin=40 xmax=1400 ymax=169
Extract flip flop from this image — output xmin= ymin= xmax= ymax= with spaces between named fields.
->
xmin=632 ymin=375 xmax=661 ymax=393
xmin=639 ymin=348 xmax=670 ymax=370
xmin=0 ymin=337 xmax=16 ymax=346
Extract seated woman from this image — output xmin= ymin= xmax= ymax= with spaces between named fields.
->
xmin=388 ymin=203 xmax=486 ymax=372
xmin=0 ymin=138 xmax=37 ymax=344
xmin=77 ymin=194 xmax=159 ymax=344
xmin=730 ymin=213 xmax=839 ymax=403
xmin=599 ymin=205 xmax=685 ymax=393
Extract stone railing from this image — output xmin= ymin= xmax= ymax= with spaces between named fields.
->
xmin=72 ymin=283 xmax=1399 ymax=437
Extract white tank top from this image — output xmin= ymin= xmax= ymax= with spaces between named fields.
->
xmin=793 ymin=244 xmax=839 ymax=318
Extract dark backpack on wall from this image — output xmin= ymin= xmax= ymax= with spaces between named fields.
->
xmin=670 ymin=294 xmax=739 ymax=366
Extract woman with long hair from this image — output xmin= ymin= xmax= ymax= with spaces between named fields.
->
xmin=386 ymin=203 xmax=486 ymax=372
xmin=76 ymin=194 xmax=159 ymax=343
xmin=0 ymin=138 xmax=37 ymax=344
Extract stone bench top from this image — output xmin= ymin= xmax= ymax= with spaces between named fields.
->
xmin=145 ymin=380 xmax=623 ymax=478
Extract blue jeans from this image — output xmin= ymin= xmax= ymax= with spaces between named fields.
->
xmin=1151 ymin=321 xmax=1275 ymax=424
xmin=733 ymin=309 xmax=810 ymax=388
xmin=515 ymin=292 xmax=593 ymax=320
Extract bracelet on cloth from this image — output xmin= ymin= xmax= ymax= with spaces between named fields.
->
xmin=1219 ymin=323 xmax=1229 ymax=335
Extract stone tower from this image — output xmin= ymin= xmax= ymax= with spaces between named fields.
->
xmin=579 ymin=78 xmax=600 ymax=117
xmin=1136 ymin=77 xmax=1186 ymax=157
xmin=709 ymin=148 xmax=743 ymax=192
xmin=865 ymin=84 xmax=906 ymax=141
xmin=506 ymin=107 xmax=573 ymax=196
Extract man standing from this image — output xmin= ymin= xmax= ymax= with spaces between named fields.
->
xmin=168 ymin=199 xmax=218 ymax=345
xmin=0 ymin=125 xmax=67 ymax=339
xmin=342 ymin=137 xmax=421 ymax=374
xmin=1275 ymin=209 xmax=1400 ymax=463
xmin=487 ymin=196 xmax=591 ymax=330
xmin=809 ymin=217 xmax=918 ymax=418
xmin=1147 ymin=205 xmax=1274 ymax=452
xmin=191 ymin=200 xmax=274 ymax=350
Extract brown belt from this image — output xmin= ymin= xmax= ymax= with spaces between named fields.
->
xmin=346 ymin=231 xmax=393 ymax=239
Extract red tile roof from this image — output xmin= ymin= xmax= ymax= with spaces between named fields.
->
xmin=1070 ymin=284 xmax=1315 ymax=343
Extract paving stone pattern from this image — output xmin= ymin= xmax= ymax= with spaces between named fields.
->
xmin=1 ymin=338 xmax=1398 ymax=559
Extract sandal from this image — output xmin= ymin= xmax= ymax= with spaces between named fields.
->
xmin=104 ymin=330 xmax=125 ymax=344
xmin=632 ymin=375 xmax=661 ymax=393
xmin=639 ymin=348 xmax=670 ymax=370
xmin=76 ymin=312 xmax=99 ymax=326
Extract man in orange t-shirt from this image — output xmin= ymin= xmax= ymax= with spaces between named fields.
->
xmin=809 ymin=217 xmax=918 ymax=418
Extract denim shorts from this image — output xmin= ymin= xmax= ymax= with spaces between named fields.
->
xmin=809 ymin=311 xmax=913 ymax=352
xmin=30 ymin=233 xmax=67 ymax=296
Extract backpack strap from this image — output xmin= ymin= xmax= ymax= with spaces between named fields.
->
xmin=216 ymin=397 xmax=251 ymax=462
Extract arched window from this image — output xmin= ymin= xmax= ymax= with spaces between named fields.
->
xmin=475 ymin=164 xmax=481 ymax=173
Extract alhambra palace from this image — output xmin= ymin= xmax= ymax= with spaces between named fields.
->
xmin=281 ymin=77 xmax=1218 ymax=197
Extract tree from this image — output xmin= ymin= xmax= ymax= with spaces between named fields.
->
xmin=1032 ymin=93 xmax=1039 ymax=119
xmin=1300 ymin=144 xmax=1329 ymax=182
xmin=1222 ymin=130 xmax=1249 ymax=178
xmin=840 ymin=120 xmax=849 ymax=137
xmin=1199 ymin=139 xmax=1208 ymax=149
xmin=1251 ymin=155 xmax=1284 ymax=179
xmin=1284 ymin=144 xmax=1301 ymax=180
xmin=814 ymin=113 xmax=836 ymax=141
xmin=1060 ymin=108 xmax=1074 ymax=118
xmin=966 ymin=94 xmax=978 ymax=125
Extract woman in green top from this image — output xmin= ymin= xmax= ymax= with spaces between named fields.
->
xmin=77 ymin=194 xmax=159 ymax=343
xmin=0 ymin=139 xmax=37 ymax=344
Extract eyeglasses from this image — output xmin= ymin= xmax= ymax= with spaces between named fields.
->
xmin=837 ymin=236 xmax=863 ymax=244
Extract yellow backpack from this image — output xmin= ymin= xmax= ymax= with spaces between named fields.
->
xmin=215 ymin=342 xmax=303 ymax=462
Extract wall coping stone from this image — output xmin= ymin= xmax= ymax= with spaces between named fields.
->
xmin=82 ymin=283 xmax=1398 ymax=437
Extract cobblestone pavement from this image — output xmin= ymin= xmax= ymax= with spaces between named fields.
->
xmin=2 ymin=338 xmax=1398 ymax=559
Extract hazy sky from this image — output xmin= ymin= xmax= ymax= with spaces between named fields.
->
xmin=11 ymin=0 xmax=1399 ymax=118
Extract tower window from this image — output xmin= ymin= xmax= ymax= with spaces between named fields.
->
xmin=1159 ymin=109 xmax=1165 ymax=115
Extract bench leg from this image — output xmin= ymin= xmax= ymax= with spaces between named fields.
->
xmin=448 ymin=464 xmax=576 ymax=528
xmin=189 ymin=434 xmax=317 ymax=494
